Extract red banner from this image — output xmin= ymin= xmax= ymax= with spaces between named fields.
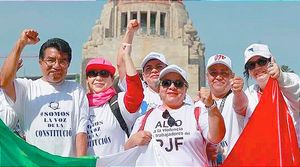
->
xmin=223 ymin=78 xmax=300 ymax=166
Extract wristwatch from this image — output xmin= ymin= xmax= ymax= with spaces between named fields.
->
xmin=205 ymin=100 xmax=217 ymax=112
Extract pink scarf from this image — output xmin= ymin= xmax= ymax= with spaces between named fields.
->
xmin=87 ymin=87 xmax=117 ymax=107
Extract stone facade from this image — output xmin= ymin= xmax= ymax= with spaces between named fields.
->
xmin=82 ymin=0 xmax=205 ymax=97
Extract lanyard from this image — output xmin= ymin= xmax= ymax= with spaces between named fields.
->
xmin=218 ymin=90 xmax=232 ymax=113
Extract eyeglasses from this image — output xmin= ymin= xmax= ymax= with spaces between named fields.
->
xmin=245 ymin=57 xmax=269 ymax=70
xmin=43 ymin=58 xmax=69 ymax=67
xmin=86 ymin=70 xmax=110 ymax=78
xmin=160 ymin=79 xmax=187 ymax=88
xmin=162 ymin=110 xmax=177 ymax=127
xmin=208 ymin=70 xmax=231 ymax=78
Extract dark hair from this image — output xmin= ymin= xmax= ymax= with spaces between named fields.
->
xmin=39 ymin=38 xmax=72 ymax=63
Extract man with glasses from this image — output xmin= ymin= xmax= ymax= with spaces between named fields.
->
xmin=0 ymin=29 xmax=88 ymax=157
xmin=199 ymin=54 xmax=248 ymax=165
xmin=243 ymin=43 xmax=300 ymax=149
xmin=124 ymin=64 xmax=225 ymax=166
xmin=117 ymin=20 xmax=192 ymax=115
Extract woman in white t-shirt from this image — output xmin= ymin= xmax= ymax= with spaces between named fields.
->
xmin=124 ymin=64 xmax=226 ymax=166
xmin=85 ymin=43 xmax=144 ymax=156
xmin=243 ymin=43 xmax=300 ymax=148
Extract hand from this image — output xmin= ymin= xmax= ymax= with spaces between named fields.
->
xmin=121 ymin=43 xmax=132 ymax=57
xmin=267 ymin=57 xmax=281 ymax=79
xmin=127 ymin=19 xmax=139 ymax=32
xmin=206 ymin=143 xmax=218 ymax=161
xmin=230 ymin=76 xmax=244 ymax=94
xmin=126 ymin=131 xmax=152 ymax=150
xmin=196 ymin=87 xmax=214 ymax=107
xmin=20 ymin=29 xmax=40 ymax=45
xmin=17 ymin=59 xmax=23 ymax=71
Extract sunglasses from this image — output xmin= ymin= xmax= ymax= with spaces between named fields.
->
xmin=208 ymin=70 xmax=231 ymax=78
xmin=160 ymin=79 xmax=187 ymax=88
xmin=162 ymin=110 xmax=177 ymax=127
xmin=86 ymin=70 xmax=110 ymax=78
xmin=245 ymin=57 xmax=270 ymax=70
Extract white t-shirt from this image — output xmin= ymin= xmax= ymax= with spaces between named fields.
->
xmin=0 ymin=89 xmax=18 ymax=130
xmin=87 ymin=92 xmax=140 ymax=156
xmin=244 ymin=72 xmax=300 ymax=147
xmin=7 ymin=78 xmax=89 ymax=157
xmin=214 ymin=93 xmax=244 ymax=159
xmin=131 ymin=103 xmax=209 ymax=166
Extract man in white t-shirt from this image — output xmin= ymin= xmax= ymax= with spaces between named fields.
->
xmin=197 ymin=54 xmax=248 ymax=165
xmin=0 ymin=29 xmax=88 ymax=157
xmin=0 ymin=89 xmax=18 ymax=130
xmin=117 ymin=20 xmax=192 ymax=115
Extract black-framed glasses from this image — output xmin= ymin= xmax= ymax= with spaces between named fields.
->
xmin=245 ymin=57 xmax=270 ymax=70
xmin=160 ymin=79 xmax=187 ymax=88
xmin=86 ymin=70 xmax=110 ymax=78
xmin=162 ymin=110 xmax=177 ymax=127
xmin=208 ymin=70 xmax=231 ymax=78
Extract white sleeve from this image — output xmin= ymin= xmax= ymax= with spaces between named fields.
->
xmin=76 ymin=87 xmax=89 ymax=134
xmin=118 ymin=77 xmax=127 ymax=92
xmin=278 ymin=72 xmax=300 ymax=113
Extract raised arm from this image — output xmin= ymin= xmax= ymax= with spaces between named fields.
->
xmin=198 ymin=87 xmax=226 ymax=144
xmin=0 ymin=29 xmax=39 ymax=101
xmin=117 ymin=19 xmax=139 ymax=80
xmin=121 ymin=42 xmax=144 ymax=113
xmin=231 ymin=76 xmax=248 ymax=116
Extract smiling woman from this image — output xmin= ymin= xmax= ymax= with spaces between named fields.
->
xmin=243 ymin=43 xmax=300 ymax=150
xmin=124 ymin=64 xmax=226 ymax=166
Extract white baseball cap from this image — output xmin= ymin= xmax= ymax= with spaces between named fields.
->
xmin=206 ymin=54 xmax=232 ymax=71
xmin=158 ymin=64 xmax=188 ymax=82
xmin=244 ymin=43 xmax=272 ymax=64
xmin=141 ymin=52 xmax=168 ymax=70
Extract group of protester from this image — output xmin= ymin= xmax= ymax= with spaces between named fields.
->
xmin=0 ymin=19 xmax=299 ymax=166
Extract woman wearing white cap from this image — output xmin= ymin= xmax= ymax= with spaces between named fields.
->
xmin=124 ymin=64 xmax=225 ymax=166
xmin=85 ymin=41 xmax=144 ymax=156
xmin=243 ymin=43 xmax=300 ymax=147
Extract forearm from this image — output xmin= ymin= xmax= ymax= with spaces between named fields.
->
xmin=75 ymin=132 xmax=87 ymax=157
xmin=124 ymin=137 xmax=137 ymax=150
xmin=0 ymin=39 xmax=25 ymax=88
xmin=207 ymin=107 xmax=226 ymax=144
xmin=233 ymin=91 xmax=248 ymax=116
xmin=124 ymin=74 xmax=144 ymax=113
xmin=117 ymin=30 xmax=135 ymax=80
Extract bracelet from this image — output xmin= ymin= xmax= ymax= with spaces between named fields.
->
xmin=205 ymin=100 xmax=217 ymax=112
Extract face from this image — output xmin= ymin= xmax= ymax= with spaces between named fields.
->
xmin=142 ymin=59 xmax=167 ymax=90
xmin=246 ymin=56 xmax=270 ymax=84
xmin=159 ymin=72 xmax=187 ymax=109
xmin=39 ymin=47 xmax=69 ymax=84
xmin=207 ymin=64 xmax=233 ymax=97
xmin=86 ymin=70 xmax=114 ymax=93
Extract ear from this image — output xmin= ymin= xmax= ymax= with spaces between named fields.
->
xmin=142 ymin=72 xmax=146 ymax=81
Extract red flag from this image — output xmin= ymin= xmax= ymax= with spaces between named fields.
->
xmin=223 ymin=78 xmax=300 ymax=166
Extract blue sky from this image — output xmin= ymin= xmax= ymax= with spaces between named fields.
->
xmin=0 ymin=1 xmax=299 ymax=80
